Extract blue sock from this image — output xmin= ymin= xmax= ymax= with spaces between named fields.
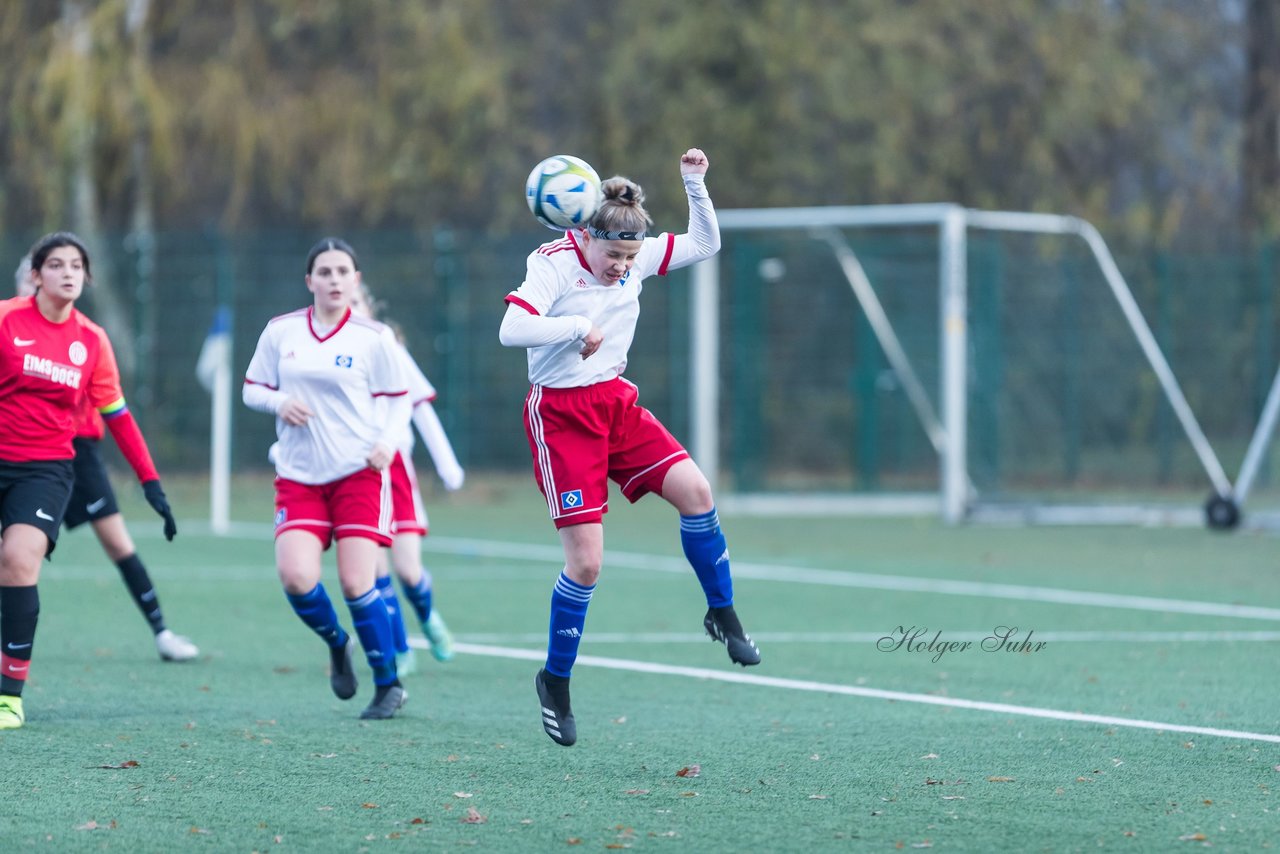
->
xmin=285 ymin=584 xmax=349 ymax=648
xmin=680 ymin=508 xmax=733 ymax=608
xmin=345 ymin=587 xmax=398 ymax=687
xmin=399 ymin=571 xmax=433 ymax=625
xmin=546 ymin=571 xmax=594 ymax=678
xmin=376 ymin=574 xmax=409 ymax=654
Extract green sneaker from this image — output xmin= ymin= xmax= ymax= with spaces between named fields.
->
xmin=0 ymin=695 xmax=24 ymax=730
xmin=397 ymin=646 xmax=418 ymax=677
xmin=423 ymin=611 xmax=455 ymax=662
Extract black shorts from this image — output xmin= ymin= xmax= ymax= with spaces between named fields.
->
xmin=0 ymin=458 xmax=76 ymax=556
xmin=63 ymin=438 xmax=121 ymax=530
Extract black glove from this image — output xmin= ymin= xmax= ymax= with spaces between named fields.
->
xmin=142 ymin=479 xmax=178 ymax=541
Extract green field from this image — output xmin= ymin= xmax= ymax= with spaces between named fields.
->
xmin=2 ymin=475 xmax=1277 ymax=851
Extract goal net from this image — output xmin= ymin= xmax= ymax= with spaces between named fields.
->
xmin=688 ymin=204 xmax=1256 ymax=526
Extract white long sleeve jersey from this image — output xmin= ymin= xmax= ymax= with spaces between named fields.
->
xmin=386 ymin=340 xmax=437 ymax=454
xmin=501 ymin=173 xmax=720 ymax=388
xmin=383 ymin=341 xmax=464 ymax=489
xmin=243 ymin=307 xmax=409 ymax=485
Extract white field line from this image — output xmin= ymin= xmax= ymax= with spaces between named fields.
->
xmin=455 ymin=629 xmax=1280 ymax=645
xmin=441 ymin=641 xmax=1280 ymax=745
xmin=162 ymin=523 xmax=1280 ymax=622
xmin=418 ymin=535 xmax=1280 ymax=622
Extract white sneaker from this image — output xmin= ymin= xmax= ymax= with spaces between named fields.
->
xmin=156 ymin=629 xmax=200 ymax=662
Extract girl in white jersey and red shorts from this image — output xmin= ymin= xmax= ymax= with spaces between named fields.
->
xmin=349 ymin=284 xmax=463 ymax=673
xmin=500 ymin=148 xmax=760 ymax=747
xmin=244 ymin=238 xmax=410 ymax=721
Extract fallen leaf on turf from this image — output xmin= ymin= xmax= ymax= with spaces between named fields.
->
xmin=612 ymin=716 xmax=627 ymax=724
xmin=871 ymin=810 xmax=883 ymax=816
xmin=911 ymin=843 xmax=934 ymax=849
xmin=567 ymin=839 xmax=582 ymax=845
xmin=941 ymin=796 xmax=965 ymax=801
xmin=74 ymin=821 xmax=102 ymax=831
xmin=520 ymin=819 xmax=533 ymax=825
xmin=680 ymin=792 xmax=698 ymax=797
xmin=453 ymin=792 xmax=473 ymax=798
xmin=1076 ymin=777 xmax=1092 ymax=783
xmin=1123 ymin=831 xmax=1136 ymax=837
xmin=676 ymin=765 xmax=701 ymax=778
xmin=808 ymin=794 xmax=828 ymax=800
xmin=925 ymin=778 xmax=944 ymax=786
xmin=461 ymin=807 xmax=486 ymax=824
xmin=96 ymin=760 xmax=139 ymax=769
xmin=1178 ymin=833 xmax=1207 ymax=842
xmin=316 ymin=807 xmax=332 ymax=811
xmin=921 ymin=753 xmax=939 ymax=760
xmin=410 ymin=818 xmax=427 ymax=825
xmin=605 ymin=845 xmax=630 ymax=850
xmin=1183 ymin=742 xmax=1195 ymax=749
xmin=361 ymin=803 xmax=378 ymax=809
xmin=810 ymin=754 xmax=821 ymax=760
xmin=274 ymin=835 xmax=283 ymax=843
xmin=1203 ymin=799 xmax=1212 ymax=805
xmin=190 ymin=827 xmax=211 ymax=835
xmin=987 ymin=776 xmax=1015 ymax=783
xmin=625 ymin=789 xmax=650 ymax=795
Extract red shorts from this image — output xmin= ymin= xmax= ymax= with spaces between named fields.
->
xmin=388 ymin=451 xmax=428 ymax=536
xmin=274 ymin=467 xmax=393 ymax=548
xmin=523 ymin=377 xmax=688 ymax=528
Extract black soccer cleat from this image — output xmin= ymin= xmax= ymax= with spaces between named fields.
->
xmin=360 ymin=683 xmax=408 ymax=720
xmin=704 ymin=605 xmax=761 ymax=666
xmin=535 ymin=668 xmax=576 ymax=746
xmin=329 ymin=637 xmax=358 ymax=700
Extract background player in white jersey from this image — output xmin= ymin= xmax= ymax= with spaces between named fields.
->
xmin=349 ymin=284 xmax=463 ymax=672
xmin=499 ymin=148 xmax=760 ymax=747
xmin=13 ymin=257 xmax=199 ymax=664
xmin=243 ymin=237 xmax=410 ymax=721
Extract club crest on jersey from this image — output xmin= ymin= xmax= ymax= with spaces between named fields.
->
xmin=68 ymin=341 xmax=88 ymax=366
xmin=559 ymin=489 xmax=583 ymax=510
xmin=335 ymin=355 xmax=353 ymax=368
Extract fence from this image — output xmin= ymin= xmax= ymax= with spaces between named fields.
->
xmin=4 ymin=227 xmax=1278 ymax=508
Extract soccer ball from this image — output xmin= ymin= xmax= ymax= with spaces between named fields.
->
xmin=525 ymin=155 xmax=602 ymax=231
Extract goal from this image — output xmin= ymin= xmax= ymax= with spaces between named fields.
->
xmin=687 ymin=204 xmax=1245 ymax=526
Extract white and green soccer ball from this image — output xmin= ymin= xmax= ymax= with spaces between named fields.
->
xmin=525 ymin=155 xmax=602 ymax=231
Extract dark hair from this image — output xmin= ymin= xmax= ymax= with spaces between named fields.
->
xmin=29 ymin=231 xmax=92 ymax=284
xmin=305 ymin=236 xmax=359 ymax=274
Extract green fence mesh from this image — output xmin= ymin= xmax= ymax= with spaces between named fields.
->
xmin=6 ymin=227 xmax=1278 ymax=506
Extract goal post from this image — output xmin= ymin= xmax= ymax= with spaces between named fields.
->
xmin=689 ymin=204 xmax=1236 ymax=525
